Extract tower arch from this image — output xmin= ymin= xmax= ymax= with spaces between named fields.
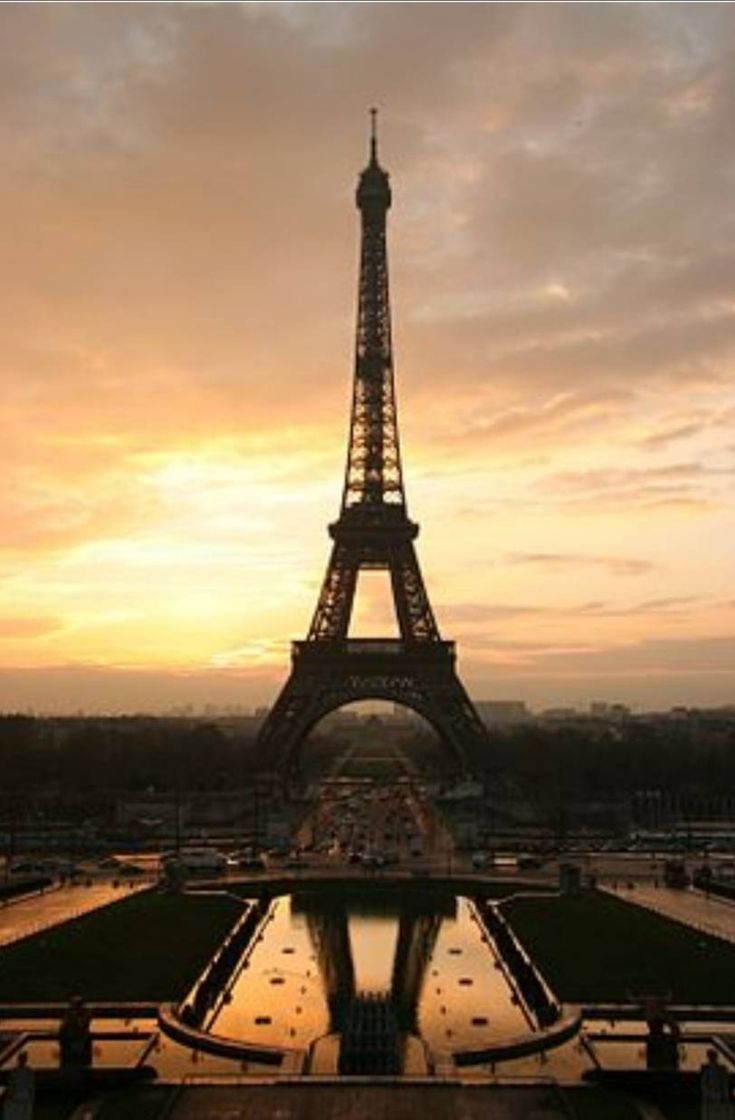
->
xmin=286 ymin=690 xmax=464 ymax=780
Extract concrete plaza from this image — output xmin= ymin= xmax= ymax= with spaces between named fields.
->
xmin=0 ymin=880 xmax=150 ymax=948
xmin=604 ymin=882 xmax=735 ymax=944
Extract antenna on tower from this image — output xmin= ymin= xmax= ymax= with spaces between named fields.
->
xmin=369 ymin=106 xmax=378 ymax=163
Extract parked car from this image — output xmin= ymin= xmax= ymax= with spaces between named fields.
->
xmin=118 ymin=863 xmax=146 ymax=877
xmin=237 ymin=854 xmax=266 ymax=871
xmin=361 ymin=854 xmax=383 ymax=870
xmin=9 ymin=860 xmax=48 ymax=878
xmin=517 ymin=854 xmax=544 ymax=870
xmin=96 ymin=856 xmax=124 ymax=870
xmin=161 ymin=847 xmax=227 ymax=875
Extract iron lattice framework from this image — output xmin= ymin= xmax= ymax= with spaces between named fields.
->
xmin=257 ymin=113 xmax=489 ymax=775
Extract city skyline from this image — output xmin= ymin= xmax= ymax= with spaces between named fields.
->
xmin=1 ymin=3 xmax=734 ymax=714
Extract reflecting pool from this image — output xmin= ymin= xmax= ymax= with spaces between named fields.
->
xmin=208 ymin=889 xmax=530 ymax=1059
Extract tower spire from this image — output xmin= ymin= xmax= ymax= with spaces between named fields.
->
xmin=348 ymin=109 xmax=400 ymax=511
xmin=370 ymin=106 xmax=378 ymax=164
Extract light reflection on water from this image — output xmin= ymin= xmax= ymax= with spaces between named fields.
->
xmin=418 ymin=897 xmax=530 ymax=1052
xmin=347 ymin=911 xmax=399 ymax=993
xmin=210 ymin=891 xmax=530 ymax=1055
xmin=210 ymin=895 xmax=329 ymax=1051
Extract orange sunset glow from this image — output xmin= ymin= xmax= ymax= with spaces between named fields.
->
xmin=1 ymin=3 xmax=734 ymax=713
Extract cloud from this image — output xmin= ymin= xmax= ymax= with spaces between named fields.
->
xmin=444 ymin=389 xmax=633 ymax=453
xmin=0 ymin=618 xmax=62 ymax=639
xmin=465 ymin=634 xmax=735 ymax=678
xmin=0 ymin=472 xmax=160 ymax=555
xmin=439 ymin=596 xmax=703 ymax=627
xmin=637 ymin=422 xmax=708 ymax=450
xmin=209 ymin=638 xmax=289 ymax=669
xmin=535 ymin=461 xmax=734 ymax=512
xmin=503 ymin=552 xmax=657 ymax=576
xmin=0 ymin=663 xmax=281 ymax=715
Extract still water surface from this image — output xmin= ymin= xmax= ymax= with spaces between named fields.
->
xmin=210 ymin=890 xmax=529 ymax=1054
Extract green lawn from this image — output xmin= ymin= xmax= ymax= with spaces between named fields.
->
xmin=504 ymin=890 xmax=735 ymax=1004
xmin=563 ymin=1087 xmax=643 ymax=1120
xmin=21 ymin=1095 xmax=87 ymax=1120
xmin=94 ymin=1086 xmax=176 ymax=1119
xmin=0 ymin=890 xmax=243 ymax=1002
xmin=20 ymin=1084 xmax=698 ymax=1120
xmin=8 ymin=1088 xmax=173 ymax=1120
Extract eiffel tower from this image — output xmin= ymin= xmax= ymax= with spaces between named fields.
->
xmin=257 ymin=112 xmax=488 ymax=777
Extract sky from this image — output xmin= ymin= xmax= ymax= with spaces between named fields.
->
xmin=1 ymin=1 xmax=734 ymax=715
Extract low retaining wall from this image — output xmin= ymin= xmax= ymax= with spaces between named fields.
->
xmin=446 ymin=899 xmax=581 ymax=1067
xmin=187 ymin=873 xmax=556 ymax=899
xmin=475 ymin=899 xmax=561 ymax=1029
xmin=692 ymin=873 xmax=735 ymax=903
xmin=452 ymin=1007 xmax=582 ymax=1066
xmin=0 ymin=1002 xmax=159 ymax=1020
xmin=583 ymin=1002 xmax=735 ymax=1023
xmin=159 ymin=896 xmax=303 ymax=1070
xmin=0 ymin=877 xmax=55 ymax=904
xmin=0 ymin=1064 xmax=157 ymax=1089
xmin=177 ymin=897 xmax=269 ymax=1029
xmin=158 ymin=1002 xmax=299 ymax=1069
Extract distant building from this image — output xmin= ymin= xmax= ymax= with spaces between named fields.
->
xmin=115 ymin=794 xmax=186 ymax=828
xmin=475 ymin=700 xmax=531 ymax=726
xmin=539 ymin=707 xmax=578 ymax=722
xmin=590 ymin=702 xmax=631 ymax=721
xmin=320 ymin=709 xmax=360 ymax=730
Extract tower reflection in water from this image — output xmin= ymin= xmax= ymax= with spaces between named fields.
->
xmin=209 ymin=889 xmax=529 ymax=1057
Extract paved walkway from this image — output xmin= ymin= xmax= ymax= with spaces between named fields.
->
xmin=604 ymin=883 xmax=735 ymax=943
xmin=0 ymin=880 xmax=150 ymax=947
xmin=168 ymin=1084 xmax=571 ymax=1120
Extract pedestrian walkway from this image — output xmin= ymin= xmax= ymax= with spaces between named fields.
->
xmin=167 ymin=1084 xmax=573 ymax=1120
xmin=603 ymin=883 xmax=735 ymax=943
xmin=0 ymin=880 xmax=150 ymax=948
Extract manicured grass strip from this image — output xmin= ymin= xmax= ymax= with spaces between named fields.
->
xmin=95 ymin=1086 xmax=177 ymax=1119
xmin=504 ymin=890 xmax=735 ymax=1005
xmin=563 ymin=1087 xmax=644 ymax=1120
xmin=26 ymin=1095 xmax=87 ymax=1120
xmin=0 ymin=890 xmax=243 ymax=1002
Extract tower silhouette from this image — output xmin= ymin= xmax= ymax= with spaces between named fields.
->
xmin=257 ymin=113 xmax=488 ymax=776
